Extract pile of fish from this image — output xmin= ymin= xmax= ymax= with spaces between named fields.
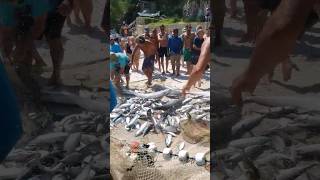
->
xmin=111 ymin=89 xmax=210 ymax=148
xmin=213 ymin=95 xmax=320 ymax=180
xmin=0 ymin=112 xmax=109 ymax=180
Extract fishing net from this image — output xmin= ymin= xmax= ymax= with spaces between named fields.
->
xmin=123 ymin=150 xmax=167 ymax=180
xmin=110 ymin=138 xmax=167 ymax=180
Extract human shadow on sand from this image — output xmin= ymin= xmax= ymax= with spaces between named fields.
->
xmin=213 ymin=59 xmax=232 ymax=67
xmin=214 ymin=28 xmax=253 ymax=59
xmin=272 ymin=80 xmax=320 ymax=94
xmin=35 ymin=36 xmax=69 ymax=50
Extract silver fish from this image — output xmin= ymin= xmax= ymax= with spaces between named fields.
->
xmin=29 ymin=132 xmax=68 ymax=145
xmin=228 ymin=136 xmax=271 ymax=149
xmin=295 ymin=144 xmax=320 ymax=157
xmin=118 ymin=103 xmax=132 ymax=109
xmin=129 ymin=103 xmax=135 ymax=110
xmin=61 ymin=152 xmax=83 ymax=165
xmin=245 ymin=96 xmax=320 ymax=113
xmin=127 ymin=114 xmax=140 ymax=127
xmin=276 ymin=163 xmax=318 ymax=180
xmin=164 ymin=125 xmax=178 ymax=133
xmin=182 ymin=98 xmax=193 ymax=105
xmin=75 ymin=165 xmax=91 ymax=180
xmin=154 ymin=98 xmax=184 ymax=110
xmin=271 ymin=135 xmax=286 ymax=152
xmin=64 ymin=132 xmax=81 ymax=154
xmin=143 ymin=101 xmax=152 ymax=107
xmin=0 ymin=167 xmax=28 ymax=179
xmin=194 ymin=114 xmax=208 ymax=121
xmin=166 ymin=132 xmax=177 ymax=137
xmin=255 ymin=153 xmax=295 ymax=168
xmin=41 ymin=90 xmax=106 ymax=113
xmin=165 ymin=134 xmax=173 ymax=147
xmin=232 ymin=114 xmax=265 ymax=137
xmin=179 ymin=142 xmax=185 ymax=151
xmin=135 ymin=122 xmax=150 ymax=137
xmin=52 ymin=174 xmax=67 ymax=180
xmin=291 ymin=115 xmax=320 ymax=128
xmin=142 ymin=123 xmax=153 ymax=137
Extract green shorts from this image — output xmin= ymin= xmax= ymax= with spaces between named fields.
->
xmin=183 ymin=48 xmax=192 ymax=62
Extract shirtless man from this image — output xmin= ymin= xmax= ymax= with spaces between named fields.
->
xmin=127 ymin=36 xmax=140 ymax=71
xmin=182 ymin=37 xmax=210 ymax=96
xmin=158 ymin=25 xmax=170 ymax=74
xmin=45 ymin=0 xmax=73 ymax=86
xmin=132 ymin=36 xmax=158 ymax=87
xmin=150 ymin=28 xmax=160 ymax=71
xmin=181 ymin=24 xmax=196 ymax=75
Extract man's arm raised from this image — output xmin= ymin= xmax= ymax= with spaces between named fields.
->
xmin=182 ymin=37 xmax=210 ymax=96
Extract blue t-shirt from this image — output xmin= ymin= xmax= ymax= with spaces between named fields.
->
xmin=0 ymin=0 xmax=49 ymax=27
xmin=110 ymin=81 xmax=117 ymax=112
xmin=116 ymin=53 xmax=129 ymax=68
xmin=110 ymin=43 xmax=123 ymax=53
xmin=193 ymin=37 xmax=204 ymax=56
xmin=0 ymin=62 xmax=22 ymax=162
xmin=168 ymin=35 xmax=183 ymax=54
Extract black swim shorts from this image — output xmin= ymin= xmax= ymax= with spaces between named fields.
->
xmin=158 ymin=47 xmax=169 ymax=58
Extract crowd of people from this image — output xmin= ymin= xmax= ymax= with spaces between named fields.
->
xmin=109 ymin=23 xmax=211 ymax=89
xmin=0 ymin=0 xmax=97 ymax=89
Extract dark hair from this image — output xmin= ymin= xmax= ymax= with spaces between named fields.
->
xmin=136 ymin=36 xmax=146 ymax=43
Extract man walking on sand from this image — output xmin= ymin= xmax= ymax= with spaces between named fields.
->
xmin=181 ymin=24 xmax=195 ymax=75
xmin=132 ymin=36 xmax=158 ymax=87
xmin=168 ymin=28 xmax=183 ymax=77
xmin=192 ymin=28 xmax=205 ymax=87
xmin=44 ymin=0 xmax=73 ymax=86
xmin=182 ymin=37 xmax=210 ymax=96
xmin=158 ymin=25 xmax=170 ymax=74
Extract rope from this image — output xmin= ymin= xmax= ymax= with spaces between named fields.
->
xmin=111 ymin=136 xmax=211 ymax=166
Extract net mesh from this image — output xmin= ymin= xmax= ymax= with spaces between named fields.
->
xmin=123 ymin=150 xmax=167 ymax=180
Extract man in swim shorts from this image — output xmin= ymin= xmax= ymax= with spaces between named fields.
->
xmin=158 ymin=25 xmax=170 ymax=74
xmin=181 ymin=24 xmax=195 ymax=75
xmin=132 ymin=36 xmax=158 ymax=87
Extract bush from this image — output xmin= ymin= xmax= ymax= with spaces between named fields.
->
xmin=144 ymin=17 xmax=158 ymax=24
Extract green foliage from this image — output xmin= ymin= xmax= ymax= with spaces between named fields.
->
xmin=110 ymin=0 xmax=138 ymax=29
xmin=144 ymin=17 xmax=158 ymax=24
xmin=147 ymin=18 xmax=183 ymax=26
xmin=110 ymin=0 xmax=206 ymax=30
